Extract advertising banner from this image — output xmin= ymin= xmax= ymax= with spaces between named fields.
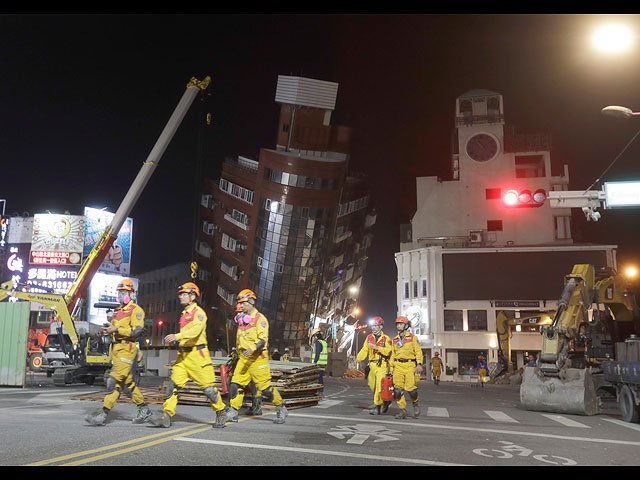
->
xmin=30 ymin=214 xmax=85 ymax=265
xmin=83 ymin=207 xmax=133 ymax=275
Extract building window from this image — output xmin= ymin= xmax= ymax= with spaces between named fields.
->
xmin=444 ymin=310 xmax=463 ymax=331
xmin=515 ymin=154 xmax=545 ymax=178
xmin=487 ymin=220 xmax=503 ymax=232
xmin=554 ymin=216 xmax=571 ymax=240
xmin=403 ymin=281 xmax=409 ymax=300
xmin=457 ymin=350 xmax=487 ymax=375
xmin=421 ymin=279 xmax=427 ymax=297
xmin=467 ymin=310 xmax=488 ymax=331
xmin=413 ymin=280 xmax=418 ymax=298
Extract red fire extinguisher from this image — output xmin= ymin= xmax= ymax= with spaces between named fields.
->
xmin=220 ymin=364 xmax=229 ymax=394
xmin=380 ymin=374 xmax=394 ymax=402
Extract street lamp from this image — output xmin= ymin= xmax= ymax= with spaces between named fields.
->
xmin=624 ymin=265 xmax=638 ymax=279
xmin=601 ymin=105 xmax=640 ymax=118
xmin=593 ymin=24 xmax=634 ymax=53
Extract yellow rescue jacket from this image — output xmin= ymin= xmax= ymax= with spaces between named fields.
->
xmin=111 ymin=301 xmax=145 ymax=343
xmin=236 ymin=309 xmax=269 ymax=358
xmin=174 ymin=303 xmax=208 ymax=348
xmin=357 ymin=332 xmax=392 ymax=366
xmin=390 ymin=331 xmax=423 ymax=368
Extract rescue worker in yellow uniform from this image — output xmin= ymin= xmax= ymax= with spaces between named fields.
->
xmin=86 ymin=279 xmax=152 ymax=426
xmin=430 ymin=351 xmax=444 ymax=385
xmin=149 ymin=282 xmax=226 ymax=429
xmin=356 ymin=316 xmax=392 ymax=415
xmin=390 ymin=316 xmax=423 ymax=419
xmin=227 ymin=289 xmax=288 ymax=424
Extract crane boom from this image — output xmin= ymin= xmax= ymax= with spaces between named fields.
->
xmin=64 ymin=76 xmax=211 ymax=314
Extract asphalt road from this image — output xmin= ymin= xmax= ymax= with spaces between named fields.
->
xmin=1 ymin=373 xmax=639 ymax=466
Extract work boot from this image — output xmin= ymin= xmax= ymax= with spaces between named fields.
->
xmin=226 ymin=407 xmax=239 ymax=423
xmin=369 ymin=405 xmax=381 ymax=415
xmin=132 ymin=405 xmax=152 ymax=424
xmin=249 ymin=396 xmax=263 ymax=416
xmin=85 ymin=408 xmax=108 ymax=426
xmin=274 ymin=404 xmax=288 ymax=424
xmin=412 ymin=402 xmax=421 ymax=418
xmin=213 ymin=409 xmax=227 ymax=429
xmin=381 ymin=401 xmax=391 ymax=414
xmin=148 ymin=411 xmax=171 ymax=428
xmin=395 ymin=408 xmax=408 ymax=419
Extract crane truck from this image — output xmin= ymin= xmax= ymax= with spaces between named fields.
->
xmin=0 ymin=76 xmax=211 ymax=386
xmin=519 ymin=264 xmax=640 ymax=419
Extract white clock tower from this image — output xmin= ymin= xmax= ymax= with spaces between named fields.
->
xmin=452 ymin=89 xmax=505 ymax=183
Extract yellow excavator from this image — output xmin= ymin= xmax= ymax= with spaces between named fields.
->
xmin=519 ymin=264 xmax=639 ymax=415
xmin=0 ymin=76 xmax=211 ymax=386
xmin=496 ymin=310 xmax=554 ymax=374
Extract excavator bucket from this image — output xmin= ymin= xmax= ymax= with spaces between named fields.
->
xmin=520 ymin=367 xmax=600 ymax=416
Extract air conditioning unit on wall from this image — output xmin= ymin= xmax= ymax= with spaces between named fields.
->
xmin=469 ymin=230 xmax=484 ymax=244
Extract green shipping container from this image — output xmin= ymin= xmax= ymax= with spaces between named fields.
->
xmin=0 ymin=301 xmax=30 ymax=387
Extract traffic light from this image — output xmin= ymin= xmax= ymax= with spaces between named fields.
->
xmin=156 ymin=319 xmax=164 ymax=328
xmin=503 ymin=188 xmax=547 ymax=208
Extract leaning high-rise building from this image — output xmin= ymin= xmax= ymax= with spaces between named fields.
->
xmin=195 ymin=76 xmax=375 ymax=356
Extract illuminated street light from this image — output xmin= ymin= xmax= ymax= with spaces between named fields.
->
xmin=601 ymin=105 xmax=640 ymax=118
xmin=625 ymin=266 xmax=638 ymax=278
xmin=593 ymin=24 xmax=634 ymax=53
xmin=349 ymin=285 xmax=359 ymax=295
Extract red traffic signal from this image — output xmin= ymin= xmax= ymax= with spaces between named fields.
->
xmin=503 ymin=189 xmax=546 ymax=208
xmin=156 ymin=319 xmax=164 ymax=327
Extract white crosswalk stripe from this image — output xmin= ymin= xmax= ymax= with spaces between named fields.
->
xmin=315 ymin=400 xmax=343 ymax=409
xmin=484 ymin=410 xmax=518 ymax=423
xmin=427 ymin=407 xmax=449 ymax=418
xmin=541 ymin=414 xmax=591 ymax=428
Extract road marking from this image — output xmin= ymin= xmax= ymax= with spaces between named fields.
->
xmin=328 ymin=424 xmax=401 ymax=444
xmin=24 ymin=423 xmax=213 ymax=466
xmin=176 ymin=437 xmax=471 ymax=466
xmin=314 ymin=400 xmax=343 ymax=409
xmin=602 ymin=418 xmax=640 ymax=432
xmin=289 ymin=413 xmax=640 ymax=446
xmin=484 ymin=410 xmax=518 ymax=423
xmin=427 ymin=407 xmax=449 ymax=418
xmin=541 ymin=414 xmax=590 ymax=428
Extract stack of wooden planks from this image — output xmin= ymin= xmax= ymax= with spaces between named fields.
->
xmin=71 ymin=358 xmax=324 ymax=411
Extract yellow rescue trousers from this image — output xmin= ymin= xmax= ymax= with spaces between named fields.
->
xmin=163 ymin=346 xmax=225 ymax=416
xmin=230 ymin=352 xmax=282 ymax=410
xmin=104 ymin=342 xmax=145 ymax=410
xmin=392 ymin=360 xmax=418 ymax=409
xmin=367 ymin=362 xmax=390 ymax=406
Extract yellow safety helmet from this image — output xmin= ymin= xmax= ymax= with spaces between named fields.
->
xmin=178 ymin=282 xmax=200 ymax=297
xmin=237 ymin=289 xmax=257 ymax=304
xmin=116 ymin=279 xmax=135 ymax=293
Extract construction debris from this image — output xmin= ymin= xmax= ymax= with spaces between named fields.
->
xmin=342 ymin=369 xmax=365 ymax=378
xmin=71 ymin=357 xmax=324 ymax=410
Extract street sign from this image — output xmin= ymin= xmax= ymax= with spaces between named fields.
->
xmin=603 ymin=181 xmax=640 ymax=208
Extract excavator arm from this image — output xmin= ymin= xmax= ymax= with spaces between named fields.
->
xmin=496 ymin=310 xmax=553 ymax=375
xmin=0 ymin=281 xmax=79 ymax=346
xmin=520 ymin=264 xmax=637 ymax=415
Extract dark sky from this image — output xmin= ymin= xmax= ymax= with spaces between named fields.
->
xmin=3 ymin=14 xmax=640 ymax=325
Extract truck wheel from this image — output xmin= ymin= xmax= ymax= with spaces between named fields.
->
xmin=28 ymin=354 xmax=43 ymax=372
xmin=619 ymin=385 xmax=640 ymax=423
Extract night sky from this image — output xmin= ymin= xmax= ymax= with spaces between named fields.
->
xmin=3 ymin=14 xmax=640 ymax=327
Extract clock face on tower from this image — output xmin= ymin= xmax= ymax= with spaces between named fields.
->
xmin=465 ymin=133 xmax=499 ymax=162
